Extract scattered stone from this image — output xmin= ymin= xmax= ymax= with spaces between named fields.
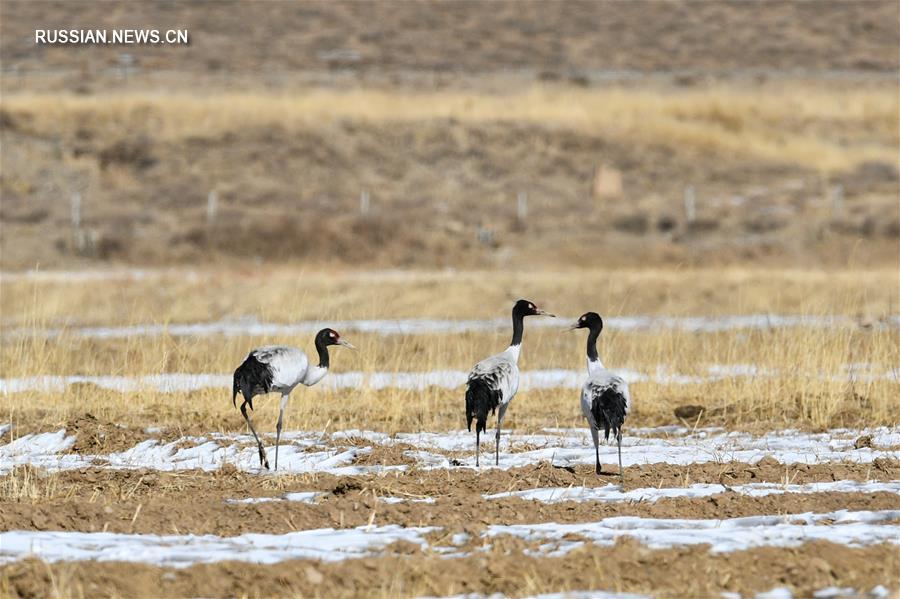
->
xmin=873 ymin=457 xmax=896 ymax=474
xmin=674 ymin=405 xmax=704 ymax=419
xmin=304 ymin=566 xmax=324 ymax=585
xmin=809 ymin=557 xmax=833 ymax=575
xmin=755 ymin=456 xmax=780 ymax=468
xmin=853 ymin=435 xmax=874 ymax=449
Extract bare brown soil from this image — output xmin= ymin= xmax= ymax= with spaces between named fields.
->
xmin=3 ymin=487 xmax=899 ymax=538
xmin=3 ymin=1 xmax=898 ymax=85
xmin=3 ymin=113 xmax=898 ymax=271
xmin=3 ymin=423 xmax=898 ymax=597
xmin=2 ymin=542 xmax=898 ymax=599
xmin=3 ymin=456 xmax=898 ymax=536
xmin=2 ymin=2 xmax=899 ymax=271
xmin=9 ymin=457 xmax=899 ymax=503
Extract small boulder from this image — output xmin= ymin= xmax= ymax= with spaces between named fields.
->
xmin=853 ymin=435 xmax=873 ymax=449
xmin=674 ymin=405 xmax=704 ymax=419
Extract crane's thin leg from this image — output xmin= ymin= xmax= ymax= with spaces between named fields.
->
xmin=495 ymin=403 xmax=508 ymax=467
xmin=241 ymin=400 xmax=269 ymax=470
xmin=617 ymin=429 xmax=624 ymax=483
xmin=591 ymin=426 xmax=601 ymax=475
xmin=476 ymin=428 xmax=481 ymax=467
xmin=275 ymin=393 xmax=289 ymax=471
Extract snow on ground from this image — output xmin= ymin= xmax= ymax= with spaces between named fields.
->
xmin=484 ymin=481 xmax=900 ymax=503
xmin=388 ymin=427 xmax=900 ymax=470
xmin=224 ymin=491 xmax=326 ymax=505
xmin=3 ymin=362 xmax=896 ymax=395
xmin=485 ymin=510 xmax=900 ymax=555
xmin=8 ymin=313 xmax=899 ymax=341
xmin=0 ymin=431 xmax=404 ymax=476
xmin=420 ymin=587 xmax=893 ymax=599
xmin=0 ymin=525 xmax=437 ymax=567
xmin=0 ymin=511 xmax=897 ymax=567
xmin=1 ymin=427 xmax=898 ymax=475
xmin=420 ymin=592 xmax=651 ymax=599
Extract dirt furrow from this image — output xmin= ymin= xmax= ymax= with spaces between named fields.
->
xmin=2 ymin=541 xmax=898 ymax=599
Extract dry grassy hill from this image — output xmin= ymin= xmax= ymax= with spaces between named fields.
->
xmin=1 ymin=1 xmax=898 ymax=270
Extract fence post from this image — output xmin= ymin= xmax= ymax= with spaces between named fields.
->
xmin=206 ymin=190 xmax=218 ymax=225
xmin=360 ymin=190 xmax=370 ymax=217
xmin=516 ymin=192 xmax=528 ymax=224
xmin=683 ymin=185 xmax=696 ymax=223
xmin=70 ymin=192 xmax=81 ymax=231
xmin=830 ymin=184 xmax=844 ymax=217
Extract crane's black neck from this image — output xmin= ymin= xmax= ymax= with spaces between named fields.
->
xmin=314 ymin=337 xmax=330 ymax=369
xmin=586 ymin=326 xmax=601 ymax=363
xmin=510 ymin=305 xmax=526 ymax=347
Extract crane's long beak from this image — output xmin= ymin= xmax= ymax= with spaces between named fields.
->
xmin=567 ymin=322 xmax=580 ymax=331
xmin=338 ymin=339 xmax=357 ymax=350
xmin=536 ymin=309 xmax=556 ymax=317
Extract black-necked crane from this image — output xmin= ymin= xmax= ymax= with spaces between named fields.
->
xmin=465 ymin=299 xmax=554 ymax=466
xmin=232 ymin=328 xmax=355 ymax=470
xmin=570 ymin=312 xmax=630 ymax=480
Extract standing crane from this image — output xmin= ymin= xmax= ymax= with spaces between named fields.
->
xmin=232 ymin=328 xmax=355 ymax=470
xmin=465 ymin=299 xmax=554 ymax=466
xmin=570 ymin=312 xmax=630 ymax=480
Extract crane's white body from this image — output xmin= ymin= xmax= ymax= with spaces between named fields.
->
xmin=247 ymin=345 xmax=329 ymax=391
xmin=580 ymin=356 xmax=631 ymax=433
xmin=468 ymin=344 xmax=521 ymax=407
xmin=236 ymin=345 xmax=330 ymax=470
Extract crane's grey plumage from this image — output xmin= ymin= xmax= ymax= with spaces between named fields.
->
xmin=232 ymin=328 xmax=355 ymax=470
xmin=466 ymin=299 xmax=554 ymax=466
xmin=571 ymin=312 xmax=631 ymax=480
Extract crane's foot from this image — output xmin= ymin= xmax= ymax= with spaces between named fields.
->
xmin=595 ymin=462 xmax=602 ymax=475
xmin=258 ymin=446 xmax=270 ymax=470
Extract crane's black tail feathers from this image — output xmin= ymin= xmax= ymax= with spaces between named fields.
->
xmin=466 ymin=378 xmax=501 ymax=435
xmin=232 ymin=354 xmax=272 ymax=411
xmin=591 ymin=387 xmax=628 ymax=442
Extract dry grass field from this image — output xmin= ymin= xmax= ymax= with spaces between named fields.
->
xmin=3 ymin=82 xmax=899 ymax=270
xmin=1 ymin=269 xmax=900 ymax=598
xmin=2 ymin=267 xmax=898 ymax=437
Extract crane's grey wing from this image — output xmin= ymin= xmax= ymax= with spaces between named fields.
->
xmin=586 ymin=372 xmax=630 ymax=440
xmin=469 ymin=354 xmax=517 ymax=404
xmin=251 ymin=346 xmax=310 ymax=390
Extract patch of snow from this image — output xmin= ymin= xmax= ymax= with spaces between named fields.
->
xmin=11 ymin=313 xmax=897 ymax=341
xmin=5 ymin=363 xmax=897 ymax=396
xmin=0 ymin=430 xmax=81 ymax=474
xmin=102 ymin=440 xmax=404 ymax=476
xmin=2 ymin=427 xmax=897 ymax=475
xmin=0 ymin=432 xmax=404 ymax=476
xmin=526 ymin=592 xmax=650 ymax=599
xmin=225 ymin=491 xmax=326 ymax=505
xmin=0 ymin=525 xmax=436 ymax=567
xmin=379 ymin=496 xmax=436 ymax=504
xmin=399 ymin=427 xmax=900 ymax=470
xmin=485 ymin=480 xmax=900 ymax=503
xmin=485 ymin=510 xmax=900 ymax=554
xmin=0 ymin=269 xmax=193 ymax=283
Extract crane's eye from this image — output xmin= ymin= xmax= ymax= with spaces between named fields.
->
xmin=330 ymin=332 xmax=336 ymax=338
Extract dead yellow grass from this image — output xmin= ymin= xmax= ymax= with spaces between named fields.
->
xmin=1 ymin=268 xmax=897 ymax=432
xmin=4 ymin=83 xmax=898 ymax=172
xmin=1 ymin=268 xmax=897 ymax=326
